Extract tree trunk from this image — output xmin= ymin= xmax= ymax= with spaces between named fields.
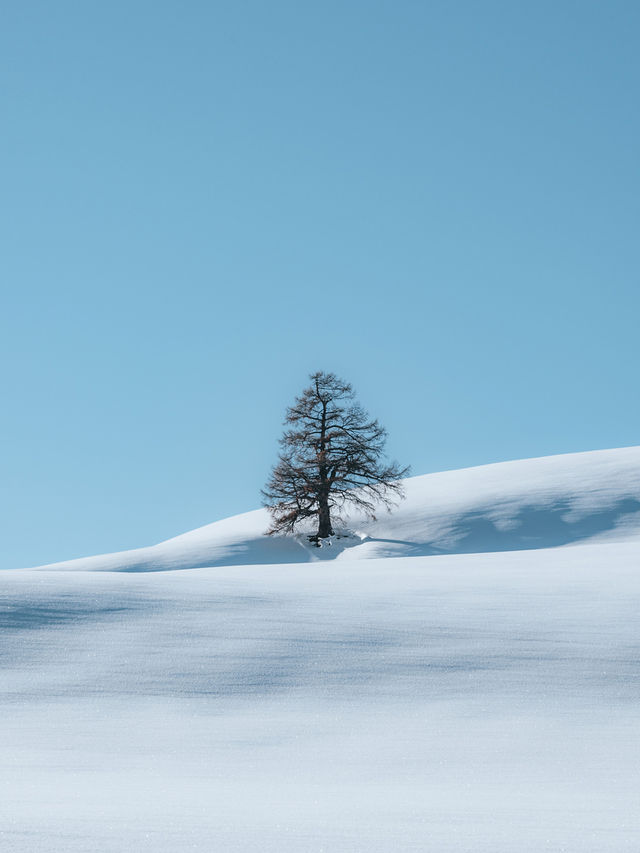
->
xmin=316 ymin=491 xmax=333 ymax=540
xmin=315 ymin=392 xmax=333 ymax=541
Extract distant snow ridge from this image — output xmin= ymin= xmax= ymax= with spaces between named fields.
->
xmin=30 ymin=447 xmax=640 ymax=572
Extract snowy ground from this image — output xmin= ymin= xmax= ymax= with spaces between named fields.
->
xmin=3 ymin=449 xmax=640 ymax=851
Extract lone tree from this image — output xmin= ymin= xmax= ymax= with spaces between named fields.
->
xmin=262 ymin=371 xmax=409 ymax=543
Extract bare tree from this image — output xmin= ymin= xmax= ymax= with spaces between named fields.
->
xmin=262 ymin=371 xmax=409 ymax=543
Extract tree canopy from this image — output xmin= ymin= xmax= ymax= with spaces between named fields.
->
xmin=262 ymin=371 xmax=409 ymax=543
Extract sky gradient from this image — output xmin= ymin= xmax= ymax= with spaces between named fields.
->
xmin=2 ymin=0 xmax=639 ymax=569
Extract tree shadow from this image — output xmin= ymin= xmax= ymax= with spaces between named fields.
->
xmin=442 ymin=497 xmax=640 ymax=554
xmin=359 ymin=497 xmax=640 ymax=557
xmin=120 ymin=533 xmax=310 ymax=572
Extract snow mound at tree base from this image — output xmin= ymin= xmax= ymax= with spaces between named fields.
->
xmin=27 ymin=446 xmax=640 ymax=571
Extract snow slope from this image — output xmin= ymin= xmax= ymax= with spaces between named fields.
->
xmin=3 ymin=447 xmax=640 ymax=851
xmin=3 ymin=544 xmax=640 ymax=851
xmin=29 ymin=446 xmax=640 ymax=572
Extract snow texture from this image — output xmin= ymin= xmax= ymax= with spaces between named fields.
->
xmin=2 ymin=447 xmax=640 ymax=851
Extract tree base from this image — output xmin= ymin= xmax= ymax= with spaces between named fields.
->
xmin=307 ymin=535 xmax=333 ymax=548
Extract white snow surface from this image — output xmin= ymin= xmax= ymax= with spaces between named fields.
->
xmin=3 ymin=447 xmax=640 ymax=851
xmin=28 ymin=446 xmax=640 ymax=572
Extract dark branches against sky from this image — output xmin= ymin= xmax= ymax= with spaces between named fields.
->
xmin=263 ymin=372 xmax=409 ymax=543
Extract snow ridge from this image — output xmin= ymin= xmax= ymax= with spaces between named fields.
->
xmin=27 ymin=446 xmax=640 ymax=572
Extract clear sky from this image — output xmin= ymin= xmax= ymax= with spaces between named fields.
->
xmin=2 ymin=0 xmax=639 ymax=569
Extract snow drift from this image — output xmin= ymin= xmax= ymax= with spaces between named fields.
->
xmin=29 ymin=446 xmax=640 ymax=571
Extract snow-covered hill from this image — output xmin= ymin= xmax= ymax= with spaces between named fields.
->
xmin=30 ymin=446 xmax=640 ymax=571
xmin=5 ymin=447 xmax=640 ymax=851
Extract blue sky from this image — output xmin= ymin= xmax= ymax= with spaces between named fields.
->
xmin=2 ymin=0 xmax=639 ymax=569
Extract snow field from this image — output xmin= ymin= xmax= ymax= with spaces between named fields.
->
xmin=2 ymin=541 xmax=640 ymax=851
